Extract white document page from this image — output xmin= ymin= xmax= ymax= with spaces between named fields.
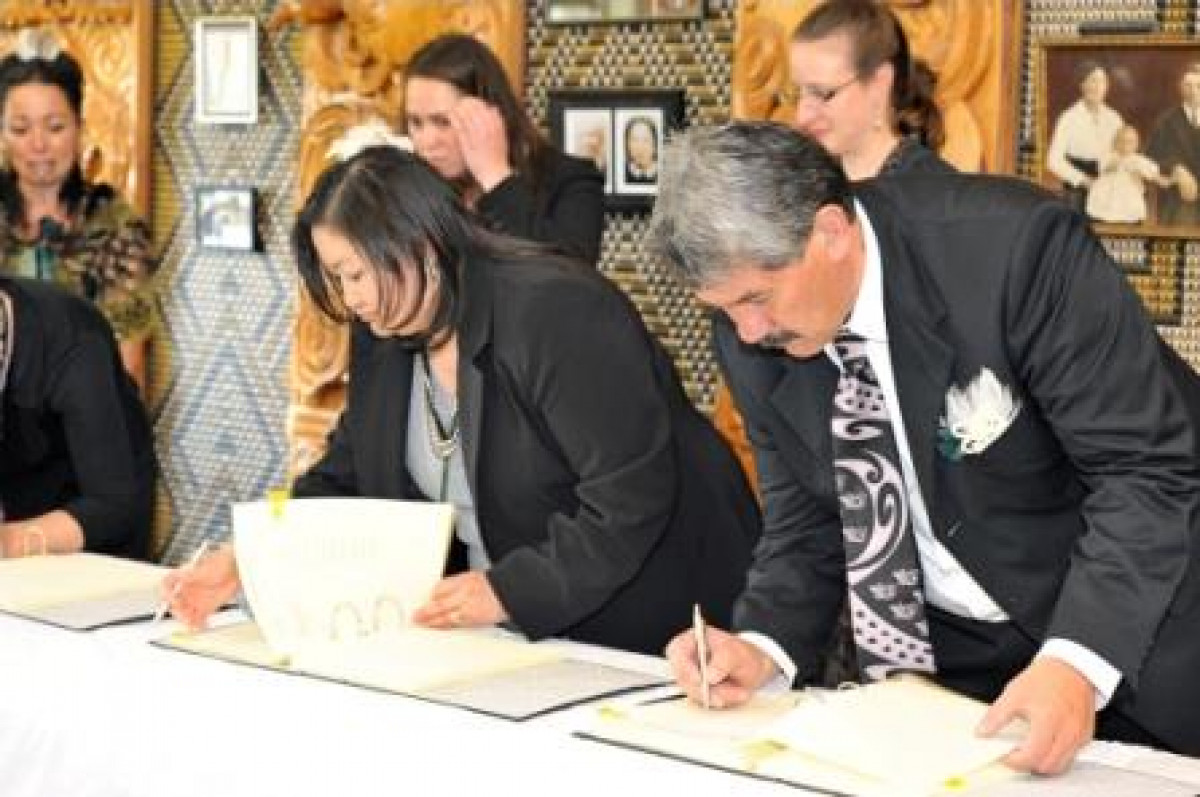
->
xmin=232 ymin=497 xmax=453 ymax=658
xmin=0 ymin=553 xmax=167 ymax=629
xmin=757 ymin=677 xmax=1020 ymax=795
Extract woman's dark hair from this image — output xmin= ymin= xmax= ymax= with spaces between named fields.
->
xmin=294 ymin=146 xmax=561 ymax=348
xmin=0 ymin=45 xmax=87 ymax=224
xmin=404 ymin=33 xmax=553 ymax=193
xmin=793 ymin=0 xmax=945 ymax=150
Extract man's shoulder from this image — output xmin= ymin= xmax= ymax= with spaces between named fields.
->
xmin=860 ymin=172 xmax=1067 ymax=229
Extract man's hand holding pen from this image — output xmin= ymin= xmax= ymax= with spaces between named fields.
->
xmin=665 ymin=623 xmax=779 ymax=709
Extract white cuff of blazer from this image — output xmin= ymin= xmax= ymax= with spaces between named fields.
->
xmin=739 ymin=631 xmax=798 ymax=694
xmin=1038 ymin=638 xmax=1122 ymax=710
xmin=743 ymin=631 xmax=1120 ymax=709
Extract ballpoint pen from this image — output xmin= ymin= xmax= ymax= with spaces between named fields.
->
xmin=693 ymin=603 xmax=711 ymax=709
xmin=152 ymin=538 xmax=213 ymax=626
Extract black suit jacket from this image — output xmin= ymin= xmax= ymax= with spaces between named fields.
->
xmin=296 ymin=253 xmax=760 ymax=654
xmin=476 ymin=150 xmax=605 ymax=265
xmin=719 ymin=174 xmax=1200 ymax=753
xmin=1145 ymin=106 xmax=1200 ymax=227
xmin=0 ymin=277 xmax=154 ymax=559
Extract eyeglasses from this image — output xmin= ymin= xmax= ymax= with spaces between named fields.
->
xmin=776 ymin=75 xmax=860 ymax=107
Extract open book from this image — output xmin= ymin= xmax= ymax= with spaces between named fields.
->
xmin=580 ymin=676 xmax=1025 ymax=796
xmin=231 ymin=497 xmax=456 ymax=657
xmin=156 ymin=498 xmax=664 ymax=719
xmin=0 ymin=552 xmax=168 ymax=630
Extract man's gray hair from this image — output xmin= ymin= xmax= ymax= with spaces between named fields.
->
xmin=645 ymin=121 xmax=854 ymax=287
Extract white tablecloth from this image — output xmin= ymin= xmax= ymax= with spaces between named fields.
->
xmin=1 ymin=611 xmax=1197 ymax=797
xmin=0 ymin=612 xmax=796 ymax=797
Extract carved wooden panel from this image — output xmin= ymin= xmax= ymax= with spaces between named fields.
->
xmin=0 ymin=1 xmax=154 ymax=216
xmin=720 ymin=0 xmax=1021 ymax=484
xmin=732 ymin=0 xmax=1020 ymax=173
xmin=274 ymin=0 xmax=525 ymax=477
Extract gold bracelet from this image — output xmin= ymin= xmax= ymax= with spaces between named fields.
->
xmin=22 ymin=523 xmax=47 ymax=557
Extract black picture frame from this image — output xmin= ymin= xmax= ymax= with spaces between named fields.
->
xmin=549 ymin=89 xmax=686 ymax=213
xmin=196 ymin=185 xmax=258 ymax=252
xmin=546 ymin=0 xmax=704 ymax=25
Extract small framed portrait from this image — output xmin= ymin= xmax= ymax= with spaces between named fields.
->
xmin=196 ymin=186 xmax=257 ymax=252
xmin=562 ymin=107 xmax=614 ymax=193
xmin=194 ymin=16 xmax=258 ymax=125
xmin=546 ymin=0 xmax=705 ymax=24
xmin=549 ymin=89 xmax=685 ymax=212
xmin=1035 ymin=37 xmax=1200 ymax=238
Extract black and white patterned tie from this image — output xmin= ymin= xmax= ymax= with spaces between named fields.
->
xmin=831 ymin=330 xmax=935 ymax=681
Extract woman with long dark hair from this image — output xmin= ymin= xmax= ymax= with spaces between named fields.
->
xmin=165 ymin=145 xmax=759 ymax=655
xmin=403 ymin=33 xmax=605 ymax=264
xmin=0 ymin=29 xmax=155 ymax=388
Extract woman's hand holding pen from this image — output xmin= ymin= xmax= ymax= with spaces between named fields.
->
xmin=665 ymin=625 xmax=778 ymax=709
xmin=160 ymin=544 xmax=240 ymax=630
xmin=413 ymin=571 xmax=508 ymax=629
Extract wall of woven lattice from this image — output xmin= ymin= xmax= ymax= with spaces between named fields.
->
xmin=150 ymin=0 xmax=1200 ymax=562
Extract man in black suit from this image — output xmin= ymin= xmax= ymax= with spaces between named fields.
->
xmin=649 ymin=122 xmax=1200 ymax=772
xmin=1146 ymin=62 xmax=1200 ymax=227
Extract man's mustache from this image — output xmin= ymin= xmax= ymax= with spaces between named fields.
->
xmin=759 ymin=331 xmax=798 ymax=349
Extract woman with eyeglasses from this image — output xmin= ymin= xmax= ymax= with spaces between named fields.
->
xmin=786 ymin=0 xmax=952 ymax=180
xmin=0 ymin=29 xmax=156 ymax=390
xmin=163 ymin=145 xmax=760 ymax=655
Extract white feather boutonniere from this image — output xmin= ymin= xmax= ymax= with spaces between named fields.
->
xmin=937 ymin=368 xmax=1021 ymax=460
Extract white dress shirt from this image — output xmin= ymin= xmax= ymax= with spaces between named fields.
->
xmin=744 ymin=203 xmax=1120 ymax=707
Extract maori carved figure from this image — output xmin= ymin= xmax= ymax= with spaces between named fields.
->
xmin=274 ymin=0 xmax=524 ymax=476
xmin=733 ymin=0 xmax=1012 ymax=172
xmin=0 ymin=1 xmax=148 ymax=212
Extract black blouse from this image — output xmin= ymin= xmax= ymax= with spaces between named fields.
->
xmin=476 ymin=149 xmax=605 ymax=266
xmin=0 ymin=277 xmax=155 ymax=559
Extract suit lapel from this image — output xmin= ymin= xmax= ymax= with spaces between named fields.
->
xmin=769 ymin=354 xmax=839 ymax=490
xmin=872 ymin=204 xmax=957 ymax=532
xmin=457 ymin=260 xmax=494 ymax=500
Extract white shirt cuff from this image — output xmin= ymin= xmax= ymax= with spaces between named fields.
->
xmin=1038 ymin=638 xmax=1122 ymax=710
xmin=738 ymin=631 xmax=797 ymax=694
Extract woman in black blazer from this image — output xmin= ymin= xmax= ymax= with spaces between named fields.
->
xmin=404 ymin=34 xmax=604 ymax=265
xmin=166 ymin=146 xmax=759 ymax=655
xmin=0 ymin=276 xmax=154 ymax=560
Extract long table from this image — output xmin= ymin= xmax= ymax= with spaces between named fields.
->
xmin=2 ymin=611 xmax=1197 ymax=797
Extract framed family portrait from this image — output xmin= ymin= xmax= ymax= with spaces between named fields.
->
xmin=1035 ymin=37 xmax=1200 ymax=238
xmin=550 ymin=89 xmax=686 ymax=212
xmin=196 ymin=186 xmax=257 ymax=252
xmin=546 ymin=0 xmax=704 ymax=25
xmin=194 ymin=16 xmax=258 ymax=125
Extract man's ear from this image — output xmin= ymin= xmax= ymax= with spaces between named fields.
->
xmin=812 ymin=204 xmax=854 ymax=260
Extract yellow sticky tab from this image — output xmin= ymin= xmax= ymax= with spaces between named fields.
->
xmin=267 ymin=488 xmax=289 ymax=520
xmin=739 ymin=739 xmax=787 ymax=772
xmin=596 ymin=704 xmax=627 ymax=721
xmin=942 ymin=776 xmax=968 ymax=792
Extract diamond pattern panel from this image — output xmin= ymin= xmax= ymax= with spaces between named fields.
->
xmin=152 ymin=0 xmax=298 ymax=563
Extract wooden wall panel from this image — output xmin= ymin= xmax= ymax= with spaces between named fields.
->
xmin=273 ymin=0 xmax=525 ymax=476
xmin=0 ymin=1 xmax=153 ymax=216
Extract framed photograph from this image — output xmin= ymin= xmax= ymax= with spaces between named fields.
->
xmin=196 ymin=186 xmax=257 ymax=252
xmin=1035 ymin=37 xmax=1200 ymax=237
xmin=550 ymin=89 xmax=685 ymax=212
xmin=547 ymin=0 xmax=704 ymax=24
xmin=194 ymin=16 xmax=258 ymax=125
